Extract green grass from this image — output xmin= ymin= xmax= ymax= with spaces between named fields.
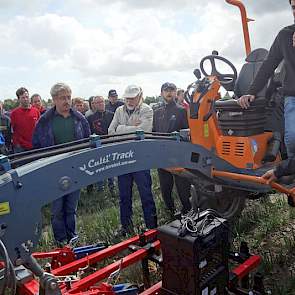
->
xmin=233 ymin=194 xmax=295 ymax=294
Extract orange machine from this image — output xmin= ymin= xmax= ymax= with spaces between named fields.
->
xmin=168 ymin=0 xmax=290 ymax=215
xmin=187 ymin=0 xmax=277 ymax=170
xmin=188 ymin=75 xmax=279 ymax=170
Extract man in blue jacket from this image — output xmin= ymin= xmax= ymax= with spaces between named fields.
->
xmin=33 ymin=82 xmax=90 ymax=246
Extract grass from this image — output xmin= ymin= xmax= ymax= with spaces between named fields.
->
xmin=233 ymin=194 xmax=295 ymax=294
xmin=37 ymin=171 xmax=295 ymax=294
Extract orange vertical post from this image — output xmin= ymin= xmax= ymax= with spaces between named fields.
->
xmin=225 ymin=0 xmax=253 ymax=56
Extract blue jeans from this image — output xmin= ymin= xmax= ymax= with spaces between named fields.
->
xmin=51 ymin=190 xmax=80 ymax=243
xmin=284 ymin=96 xmax=295 ymax=157
xmin=118 ymin=170 xmax=157 ymax=229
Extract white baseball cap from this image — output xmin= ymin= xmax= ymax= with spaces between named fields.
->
xmin=122 ymin=85 xmax=142 ymax=99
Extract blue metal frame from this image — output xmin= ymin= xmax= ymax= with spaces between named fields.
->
xmin=0 ymin=135 xmax=270 ymax=263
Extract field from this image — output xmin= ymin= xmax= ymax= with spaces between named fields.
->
xmin=38 ymin=171 xmax=295 ymax=294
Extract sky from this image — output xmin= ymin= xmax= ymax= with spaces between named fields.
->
xmin=0 ymin=0 xmax=292 ymax=100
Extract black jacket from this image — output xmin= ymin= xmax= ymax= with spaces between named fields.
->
xmin=248 ymin=24 xmax=295 ymax=97
xmin=87 ymin=110 xmax=114 ymax=135
xmin=105 ymin=100 xmax=124 ymax=113
xmin=152 ymin=101 xmax=188 ymax=133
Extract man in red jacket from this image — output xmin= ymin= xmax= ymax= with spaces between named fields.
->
xmin=11 ymin=87 xmax=40 ymax=152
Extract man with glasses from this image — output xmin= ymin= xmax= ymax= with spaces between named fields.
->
xmin=238 ymin=0 xmax=295 ymax=157
xmin=108 ymin=85 xmax=157 ymax=237
xmin=33 ymin=82 xmax=90 ymax=247
xmin=153 ymin=82 xmax=191 ymax=217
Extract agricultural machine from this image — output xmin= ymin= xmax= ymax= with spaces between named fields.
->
xmin=0 ymin=0 xmax=292 ymax=294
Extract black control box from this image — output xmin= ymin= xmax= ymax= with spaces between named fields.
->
xmin=158 ymin=210 xmax=229 ymax=295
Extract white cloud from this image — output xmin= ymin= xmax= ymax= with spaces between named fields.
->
xmin=0 ymin=0 xmax=292 ymax=99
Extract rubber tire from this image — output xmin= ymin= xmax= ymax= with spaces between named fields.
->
xmin=191 ymin=186 xmax=246 ymax=221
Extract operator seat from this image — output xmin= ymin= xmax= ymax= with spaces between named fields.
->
xmin=215 ymin=48 xmax=269 ymax=136
xmin=234 ymin=48 xmax=268 ymax=97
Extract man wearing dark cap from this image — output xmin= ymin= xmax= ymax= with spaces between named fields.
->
xmin=105 ymin=89 xmax=124 ymax=113
xmin=153 ymin=82 xmax=191 ymax=216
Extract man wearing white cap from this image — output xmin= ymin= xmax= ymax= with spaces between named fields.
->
xmin=108 ymin=85 xmax=157 ymax=236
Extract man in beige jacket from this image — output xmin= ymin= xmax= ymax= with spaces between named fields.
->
xmin=108 ymin=85 xmax=157 ymax=236
xmin=108 ymin=86 xmax=153 ymax=134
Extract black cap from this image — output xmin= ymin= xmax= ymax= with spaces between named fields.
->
xmin=161 ymin=82 xmax=177 ymax=92
xmin=108 ymin=89 xmax=118 ymax=97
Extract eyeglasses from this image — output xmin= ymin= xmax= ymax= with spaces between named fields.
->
xmin=57 ymin=95 xmax=71 ymax=101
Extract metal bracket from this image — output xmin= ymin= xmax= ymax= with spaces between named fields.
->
xmin=135 ymin=130 xmax=145 ymax=140
xmin=90 ymin=134 xmax=101 ymax=147
xmin=0 ymin=155 xmax=11 ymax=173
xmin=10 ymin=170 xmax=23 ymax=190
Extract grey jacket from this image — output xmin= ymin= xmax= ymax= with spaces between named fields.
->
xmin=108 ymin=102 xmax=153 ymax=134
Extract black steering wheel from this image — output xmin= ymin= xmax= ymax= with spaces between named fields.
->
xmin=200 ymin=54 xmax=238 ymax=87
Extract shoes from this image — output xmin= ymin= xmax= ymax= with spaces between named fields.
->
xmin=55 ymin=240 xmax=68 ymax=248
xmin=68 ymin=235 xmax=79 ymax=247
xmin=114 ymin=226 xmax=134 ymax=239
xmin=86 ymin=185 xmax=94 ymax=194
xmin=55 ymin=235 xmax=79 ymax=248
xmin=146 ymin=214 xmax=158 ymax=229
xmin=166 ymin=208 xmax=176 ymax=221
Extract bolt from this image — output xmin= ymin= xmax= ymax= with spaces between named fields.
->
xmin=0 ymin=224 xmax=7 ymax=230
xmin=45 ymin=262 xmax=51 ymax=273
xmin=64 ymin=277 xmax=72 ymax=290
xmin=49 ymin=281 xmax=57 ymax=290
xmin=27 ymin=240 xmax=33 ymax=248
xmin=16 ymin=181 xmax=22 ymax=189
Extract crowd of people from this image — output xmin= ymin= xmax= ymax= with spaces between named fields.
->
xmin=0 ymin=82 xmax=191 ymax=246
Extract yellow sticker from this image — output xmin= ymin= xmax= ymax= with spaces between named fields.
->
xmin=204 ymin=123 xmax=209 ymax=138
xmin=0 ymin=202 xmax=10 ymax=216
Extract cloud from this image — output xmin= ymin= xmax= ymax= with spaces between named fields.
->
xmin=243 ymin=0 xmax=290 ymax=15
xmin=0 ymin=0 xmax=293 ymax=99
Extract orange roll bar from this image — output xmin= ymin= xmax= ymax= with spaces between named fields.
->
xmin=225 ymin=0 xmax=253 ymax=56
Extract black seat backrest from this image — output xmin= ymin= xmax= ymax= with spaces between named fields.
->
xmin=234 ymin=48 xmax=268 ymax=97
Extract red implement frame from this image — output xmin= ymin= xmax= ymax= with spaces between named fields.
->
xmin=19 ymin=228 xmax=261 ymax=295
xmin=19 ymin=230 xmax=158 ymax=295
xmin=232 ymin=255 xmax=261 ymax=279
